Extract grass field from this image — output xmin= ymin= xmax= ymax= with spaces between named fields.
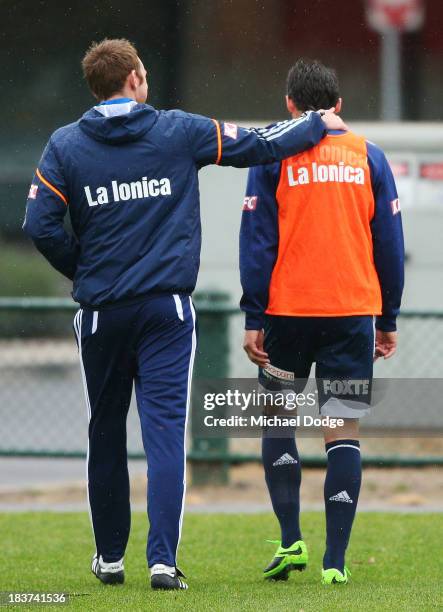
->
xmin=2 ymin=512 xmax=442 ymax=611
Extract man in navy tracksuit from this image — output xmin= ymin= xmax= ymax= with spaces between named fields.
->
xmin=23 ymin=39 xmax=344 ymax=590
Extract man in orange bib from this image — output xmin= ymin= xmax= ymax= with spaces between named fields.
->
xmin=239 ymin=59 xmax=404 ymax=584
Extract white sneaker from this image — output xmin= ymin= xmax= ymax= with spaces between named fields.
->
xmin=91 ymin=553 xmax=124 ymax=585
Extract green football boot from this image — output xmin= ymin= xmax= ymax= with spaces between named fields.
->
xmin=321 ymin=566 xmax=351 ymax=585
xmin=263 ymin=539 xmax=308 ymax=581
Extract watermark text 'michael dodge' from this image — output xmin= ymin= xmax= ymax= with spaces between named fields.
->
xmin=204 ymin=415 xmax=344 ymax=428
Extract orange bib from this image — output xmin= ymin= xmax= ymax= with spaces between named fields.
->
xmin=267 ymin=132 xmax=382 ymax=317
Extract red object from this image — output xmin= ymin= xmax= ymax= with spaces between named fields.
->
xmin=366 ymin=0 xmax=424 ymax=32
xmin=420 ymin=163 xmax=443 ymax=181
xmin=389 ymin=161 xmax=409 ymax=177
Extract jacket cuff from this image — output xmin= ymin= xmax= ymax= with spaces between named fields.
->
xmin=244 ymin=313 xmax=265 ymax=330
xmin=312 ymin=110 xmax=328 ymax=137
xmin=375 ymin=315 xmax=397 ymax=332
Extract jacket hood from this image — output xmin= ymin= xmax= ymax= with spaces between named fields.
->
xmin=79 ymin=102 xmax=158 ymax=145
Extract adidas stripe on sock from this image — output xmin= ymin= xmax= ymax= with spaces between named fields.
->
xmin=273 ymin=452 xmax=298 ymax=466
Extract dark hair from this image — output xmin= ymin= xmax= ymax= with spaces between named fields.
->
xmin=286 ymin=58 xmax=339 ymax=112
xmin=82 ymin=38 xmax=142 ymax=101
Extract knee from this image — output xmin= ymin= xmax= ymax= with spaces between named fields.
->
xmin=323 ymin=418 xmax=359 ymax=444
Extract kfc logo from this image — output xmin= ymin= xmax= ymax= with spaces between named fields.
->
xmin=224 ymin=122 xmax=238 ymax=140
xmin=391 ymin=198 xmax=401 ymax=215
xmin=28 ymin=184 xmax=39 ymax=199
xmin=243 ymin=196 xmax=258 ymax=211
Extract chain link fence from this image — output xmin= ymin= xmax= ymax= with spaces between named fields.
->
xmin=1 ymin=299 xmax=442 ymax=463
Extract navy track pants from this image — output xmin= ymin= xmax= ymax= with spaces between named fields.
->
xmin=73 ymin=294 xmax=196 ymax=567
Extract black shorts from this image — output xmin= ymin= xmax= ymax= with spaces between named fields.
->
xmin=259 ymin=315 xmax=375 ymax=418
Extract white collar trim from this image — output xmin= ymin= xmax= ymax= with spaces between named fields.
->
xmin=94 ymin=101 xmax=138 ymax=117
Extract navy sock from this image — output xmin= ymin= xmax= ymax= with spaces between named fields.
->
xmin=323 ymin=439 xmax=361 ymax=571
xmin=262 ymin=427 xmax=301 ymax=548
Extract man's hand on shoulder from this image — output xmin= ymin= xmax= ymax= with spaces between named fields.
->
xmin=374 ymin=330 xmax=398 ymax=361
xmin=243 ymin=330 xmax=269 ymax=367
xmin=319 ymin=107 xmax=348 ymax=132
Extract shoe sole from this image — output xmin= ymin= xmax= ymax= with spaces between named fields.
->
xmin=93 ymin=570 xmax=125 ymax=585
xmin=151 ymin=575 xmax=187 ymax=590
xmin=265 ymin=562 xmax=307 ymax=581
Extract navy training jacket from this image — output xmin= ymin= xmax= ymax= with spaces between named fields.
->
xmin=23 ymin=99 xmax=326 ymax=307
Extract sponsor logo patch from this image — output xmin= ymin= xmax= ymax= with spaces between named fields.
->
xmin=224 ymin=122 xmax=238 ymax=139
xmin=84 ymin=176 xmax=172 ymax=207
xmin=263 ymin=363 xmax=295 ymax=382
xmin=28 ymin=184 xmax=38 ymax=199
xmin=391 ymin=198 xmax=401 ymax=215
xmin=243 ymin=196 xmax=258 ymax=211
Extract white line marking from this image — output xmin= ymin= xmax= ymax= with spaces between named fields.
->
xmin=75 ymin=310 xmax=95 ymax=547
xmin=326 ymin=444 xmax=361 ymax=454
xmin=92 ymin=311 xmax=98 ymax=335
xmin=175 ymin=297 xmax=196 ymax=563
xmin=173 ymin=294 xmax=184 ymax=321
